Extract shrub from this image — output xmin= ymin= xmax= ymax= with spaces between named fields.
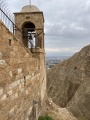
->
xmin=38 ymin=115 xmax=54 ymax=120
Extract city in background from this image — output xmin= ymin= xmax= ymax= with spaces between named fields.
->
xmin=46 ymin=56 xmax=70 ymax=69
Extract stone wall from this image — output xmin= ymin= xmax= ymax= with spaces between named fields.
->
xmin=0 ymin=20 xmax=46 ymax=120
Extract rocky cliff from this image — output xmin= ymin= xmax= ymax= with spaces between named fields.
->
xmin=47 ymin=45 xmax=90 ymax=120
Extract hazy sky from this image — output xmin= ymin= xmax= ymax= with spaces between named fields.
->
xmin=2 ymin=0 xmax=90 ymax=56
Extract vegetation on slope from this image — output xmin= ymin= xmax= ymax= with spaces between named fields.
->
xmin=38 ymin=115 xmax=54 ymax=120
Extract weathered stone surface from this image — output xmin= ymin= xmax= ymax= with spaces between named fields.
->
xmin=0 ymin=88 xmax=3 ymax=96
xmin=1 ymin=94 xmax=7 ymax=101
xmin=9 ymin=108 xmax=14 ymax=118
xmin=47 ymin=45 xmax=90 ymax=120
xmin=0 ymin=52 xmax=2 ymax=59
xmin=0 ymin=14 xmax=46 ymax=120
xmin=0 ymin=60 xmax=6 ymax=65
xmin=67 ymin=79 xmax=90 ymax=120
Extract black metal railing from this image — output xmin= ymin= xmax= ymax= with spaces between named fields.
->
xmin=0 ymin=1 xmax=15 ymax=33
xmin=0 ymin=1 xmax=34 ymax=50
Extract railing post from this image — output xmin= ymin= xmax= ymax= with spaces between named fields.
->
xmin=13 ymin=23 xmax=14 ymax=35
xmin=33 ymin=100 xmax=38 ymax=120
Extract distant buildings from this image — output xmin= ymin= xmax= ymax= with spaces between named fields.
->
xmin=46 ymin=56 xmax=70 ymax=69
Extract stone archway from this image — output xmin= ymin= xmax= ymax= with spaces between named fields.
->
xmin=22 ymin=22 xmax=36 ymax=48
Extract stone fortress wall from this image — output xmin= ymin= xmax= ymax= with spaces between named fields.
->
xmin=0 ymin=20 xmax=46 ymax=120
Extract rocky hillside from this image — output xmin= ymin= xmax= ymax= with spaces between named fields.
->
xmin=47 ymin=45 xmax=90 ymax=120
xmin=43 ymin=98 xmax=77 ymax=120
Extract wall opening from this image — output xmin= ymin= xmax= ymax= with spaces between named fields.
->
xmin=22 ymin=22 xmax=36 ymax=48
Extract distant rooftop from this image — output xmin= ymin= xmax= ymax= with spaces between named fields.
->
xmin=21 ymin=5 xmax=40 ymax=12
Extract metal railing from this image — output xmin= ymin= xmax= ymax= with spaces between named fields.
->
xmin=0 ymin=0 xmax=34 ymax=50
xmin=0 ymin=1 xmax=15 ymax=33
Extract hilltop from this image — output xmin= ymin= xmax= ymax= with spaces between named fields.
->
xmin=47 ymin=44 xmax=90 ymax=120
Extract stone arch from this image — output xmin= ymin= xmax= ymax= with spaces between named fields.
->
xmin=21 ymin=18 xmax=37 ymax=29
xmin=22 ymin=21 xmax=36 ymax=32
xmin=22 ymin=21 xmax=36 ymax=48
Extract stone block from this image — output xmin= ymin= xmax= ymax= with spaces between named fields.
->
xmin=9 ymin=108 xmax=14 ymax=118
xmin=37 ymin=77 xmax=40 ymax=80
xmin=18 ymin=68 xmax=22 ymax=74
xmin=21 ymin=82 xmax=25 ymax=87
xmin=26 ymin=75 xmax=31 ymax=80
xmin=32 ymin=73 xmax=34 ymax=77
xmin=10 ymin=51 xmax=16 ymax=57
xmin=25 ymin=118 xmax=29 ymax=120
xmin=26 ymin=79 xmax=31 ymax=86
xmin=0 ymin=52 xmax=2 ymax=59
xmin=9 ymin=80 xmax=20 ymax=90
xmin=31 ymin=76 xmax=34 ymax=80
xmin=7 ymin=90 xmax=13 ymax=96
xmin=1 ymin=94 xmax=7 ymax=101
xmin=15 ymin=93 xmax=18 ymax=99
xmin=10 ymin=95 xmax=15 ymax=101
xmin=21 ymin=78 xmax=24 ymax=83
xmin=27 ymin=106 xmax=32 ymax=115
xmin=0 ymin=88 xmax=3 ymax=96
xmin=0 ymin=60 xmax=6 ymax=65
xmin=13 ymin=46 xmax=18 ymax=52
xmin=20 ymin=88 xmax=24 ymax=92
xmin=26 ymin=90 xmax=28 ymax=95
xmin=25 ymin=53 xmax=29 ymax=57
xmin=9 ymin=71 xmax=12 ymax=77
xmin=19 ymin=84 xmax=22 ymax=90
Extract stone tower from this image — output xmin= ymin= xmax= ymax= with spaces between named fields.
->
xmin=14 ymin=5 xmax=44 ymax=49
xmin=14 ymin=5 xmax=46 ymax=117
